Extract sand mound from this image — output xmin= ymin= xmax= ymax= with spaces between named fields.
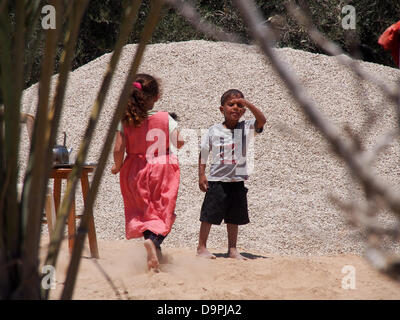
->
xmin=22 ymin=40 xmax=400 ymax=256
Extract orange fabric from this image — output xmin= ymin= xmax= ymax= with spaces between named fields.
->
xmin=119 ymin=111 xmax=180 ymax=238
xmin=378 ymin=21 xmax=400 ymax=67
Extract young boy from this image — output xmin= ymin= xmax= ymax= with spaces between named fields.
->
xmin=197 ymin=89 xmax=266 ymax=259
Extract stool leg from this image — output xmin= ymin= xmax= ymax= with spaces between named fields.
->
xmin=81 ymin=173 xmax=99 ymax=258
xmin=67 ymin=181 xmax=76 ymax=254
xmin=45 ymin=191 xmax=56 ymax=238
xmin=53 ymin=178 xmax=62 ymax=213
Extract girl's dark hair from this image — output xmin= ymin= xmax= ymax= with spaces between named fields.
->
xmin=122 ymin=73 xmax=160 ymax=127
xmin=220 ymin=89 xmax=244 ymax=106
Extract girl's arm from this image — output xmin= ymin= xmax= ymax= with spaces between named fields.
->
xmin=111 ymin=130 xmax=125 ymax=174
xmin=170 ymin=128 xmax=185 ymax=149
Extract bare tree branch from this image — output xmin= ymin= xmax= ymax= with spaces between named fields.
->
xmin=233 ymin=0 xmax=400 ymax=216
xmin=232 ymin=0 xmax=400 ymax=278
xmin=329 ymin=195 xmax=400 ymax=239
xmin=365 ymin=247 xmax=400 ymax=280
xmin=359 ymin=130 xmax=398 ymax=166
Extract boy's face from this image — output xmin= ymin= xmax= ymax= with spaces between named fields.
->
xmin=220 ymin=94 xmax=246 ymax=123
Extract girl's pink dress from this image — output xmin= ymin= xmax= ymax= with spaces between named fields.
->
xmin=119 ymin=111 xmax=180 ymax=239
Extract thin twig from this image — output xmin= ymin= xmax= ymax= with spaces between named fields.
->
xmin=42 ymin=0 xmax=89 ymax=300
xmin=89 ymin=258 xmax=123 ymax=300
xmin=61 ymin=0 xmax=164 ymax=300
xmin=359 ymin=130 xmax=398 ymax=166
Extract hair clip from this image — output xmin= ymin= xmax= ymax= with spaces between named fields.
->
xmin=133 ymin=82 xmax=142 ymax=90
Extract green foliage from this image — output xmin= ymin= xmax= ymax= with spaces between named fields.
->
xmin=73 ymin=0 xmax=123 ymax=68
xmin=19 ymin=1 xmax=400 ymax=89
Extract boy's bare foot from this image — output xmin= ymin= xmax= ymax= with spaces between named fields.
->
xmin=196 ymin=247 xmax=216 ymax=259
xmin=144 ymin=239 xmax=160 ymax=272
xmin=228 ymin=248 xmax=248 ymax=260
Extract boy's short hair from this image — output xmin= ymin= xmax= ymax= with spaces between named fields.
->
xmin=220 ymin=89 xmax=244 ymax=106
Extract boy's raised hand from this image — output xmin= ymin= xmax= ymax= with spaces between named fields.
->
xmin=229 ymin=97 xmax=250 ymax=109
xmin=231 ymin=98 xmax=266 ymax=130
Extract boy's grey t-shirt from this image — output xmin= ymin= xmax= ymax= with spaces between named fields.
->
xmin=200 ymin=119 xmax=261 ymax=182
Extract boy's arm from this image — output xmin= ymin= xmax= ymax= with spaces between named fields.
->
xmin=233 ymin=98 xmax=266 ymax=130
xmin=111 ymin=130 xmax=125 ymax=174
xmin=199 ymin=129 xmax=211 ymax=192
xmin=245 ymin=101 xmax=266 ymax=131
xmin=198 ymin=153 xmax=208 ymax=192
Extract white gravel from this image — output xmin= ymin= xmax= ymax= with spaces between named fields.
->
xmin=21 ymin=40 xmax=400 ymax=255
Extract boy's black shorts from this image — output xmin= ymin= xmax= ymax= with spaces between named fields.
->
xmin=200 ymin=181 xmax=249 ymax=225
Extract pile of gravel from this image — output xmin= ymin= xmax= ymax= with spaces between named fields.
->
xmin=21 ymin=40 xmax=400 ymax=255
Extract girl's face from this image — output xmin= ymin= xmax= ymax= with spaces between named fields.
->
xmin=220 ymin=94 xmax=246 ymax=123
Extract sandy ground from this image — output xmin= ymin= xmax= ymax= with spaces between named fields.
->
xmin=40 ymin=237 xmax=400 ymax=300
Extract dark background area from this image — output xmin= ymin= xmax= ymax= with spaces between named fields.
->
xmin=10 ymin=0 xmax=400 ymax=90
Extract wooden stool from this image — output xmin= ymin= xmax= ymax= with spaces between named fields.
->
xmin=51 ymin=165 xmax=99 ymax=258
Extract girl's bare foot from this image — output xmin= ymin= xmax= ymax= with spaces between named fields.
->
xmin=144 ymin=239 xmax=160 ymax=272
xmin=228 ymin=248 xmax=248 ymax=260
xmin=196 ymin=247 xmax=216 ymax=259
xmin=156 ymin=248 xmax=164 ymax=264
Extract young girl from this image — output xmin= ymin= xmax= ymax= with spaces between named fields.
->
xmin=111 ymin=73 xmax=184 ymax=271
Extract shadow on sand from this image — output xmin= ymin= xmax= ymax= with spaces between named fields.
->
xmin=213 ymin=252 xmax=268 ymax=259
